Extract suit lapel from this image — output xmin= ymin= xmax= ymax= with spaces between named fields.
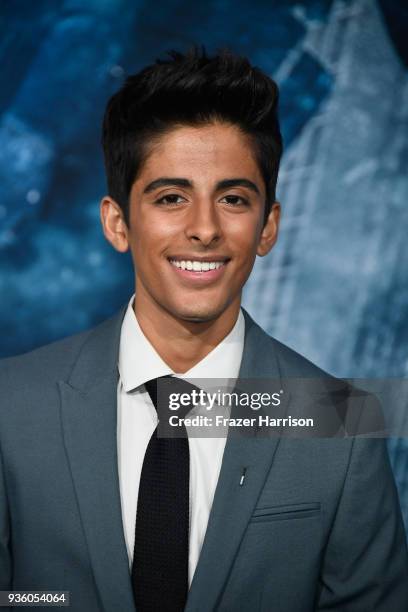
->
xmin=58 ymin=307 xmax=136 ymax=612
xmin=185 ymin=309 xmax=285 ymax=612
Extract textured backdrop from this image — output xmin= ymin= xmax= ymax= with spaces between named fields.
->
xmin=1 ymin=0 xmax=408 ymax=529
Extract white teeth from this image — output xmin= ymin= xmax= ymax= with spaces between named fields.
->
xmin=169 ymin=259 xmax=226 ymax=272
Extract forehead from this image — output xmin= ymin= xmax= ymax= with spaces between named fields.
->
xmin=138 ymin=122 xmax=263 ymax=186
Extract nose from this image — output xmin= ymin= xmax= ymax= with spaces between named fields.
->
xmin=184 ymin=197 xmax=222 ymax=247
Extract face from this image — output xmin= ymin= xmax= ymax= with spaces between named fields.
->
xmin=101 ymin=122 xmax=280 ymax=324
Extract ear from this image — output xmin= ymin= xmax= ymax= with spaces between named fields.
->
xmin=100 ymin=196 xmax=130 ymax=253
xmin=257 ymin=201 xmax=280 ymax=257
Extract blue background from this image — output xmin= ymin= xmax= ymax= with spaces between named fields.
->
xmin=1 ymin=0 xmax=408 ymax=529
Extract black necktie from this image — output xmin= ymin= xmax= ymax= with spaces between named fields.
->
xmin=132 ymin=375 xmax=192 ymax=612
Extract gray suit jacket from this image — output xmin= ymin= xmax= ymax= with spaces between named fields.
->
xmin=0 ymin=307 xmax=407 ymax=611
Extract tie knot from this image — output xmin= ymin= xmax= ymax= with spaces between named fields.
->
xmin=144 ymin=376 xmax=201 ymax=434
xmin=144 ymin=375 xmax=173 ymax=410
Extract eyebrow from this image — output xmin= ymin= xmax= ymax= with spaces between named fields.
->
xmin=143 ymin=177 xmax=261 ymax=195
xmin=143 ymin=178 xmax=191 ymax=193
xmin=217 ymin=178 xmax=260 ymax=195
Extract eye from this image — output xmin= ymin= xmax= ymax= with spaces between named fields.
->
xmin=220 ymin=194 xmax=249 ymax=207
xmin=155 ymin=193 xmax=186 ymax=206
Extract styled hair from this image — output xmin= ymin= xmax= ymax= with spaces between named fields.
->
xmin=102 ymin=47 xmax=283 ymax=225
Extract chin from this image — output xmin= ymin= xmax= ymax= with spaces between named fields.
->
xmin=173 ymin=304 xmax=222 ymax=323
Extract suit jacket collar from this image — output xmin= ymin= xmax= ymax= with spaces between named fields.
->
xmin=67 ymin=305 xmax=265 ymax=392
xmin=66 ymin=305 xmax=126 ymax=392
xmin=59 ymin=305 xmax=284 ymax=612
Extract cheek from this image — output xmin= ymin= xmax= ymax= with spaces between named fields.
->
xmin=227 ymin=219 xmax=262 ymax=259
xmin=131 ymin=213 xmax=176 ymax=253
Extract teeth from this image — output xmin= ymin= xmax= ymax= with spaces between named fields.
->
xmin=169 ymin=259 xmax=226 ymax=272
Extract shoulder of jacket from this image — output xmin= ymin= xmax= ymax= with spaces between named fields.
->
xmin=0 ymin=312 xmax=119 ymax=388
xmin=242 ymin=307 xmax=332 ymax=380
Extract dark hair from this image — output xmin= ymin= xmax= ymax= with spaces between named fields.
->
xmin=102 ymin=48 xmax=283 ymax=225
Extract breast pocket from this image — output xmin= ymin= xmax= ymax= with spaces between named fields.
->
xmin=250 ymin=501 xmax=321 ymax=523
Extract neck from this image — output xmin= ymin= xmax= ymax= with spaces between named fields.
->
xmin=133 ymin=292 xmax=241 ymax=374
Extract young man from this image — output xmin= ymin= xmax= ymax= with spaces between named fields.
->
xmin=0 ymin=49 xmax=407 ymax=611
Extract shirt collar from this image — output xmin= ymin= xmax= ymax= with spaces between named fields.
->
xmin=118 ymin=295 xmax=245 ymax=393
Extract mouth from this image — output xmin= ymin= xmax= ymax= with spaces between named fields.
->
xmin=167 ymin=256 xmax=230 ymax=283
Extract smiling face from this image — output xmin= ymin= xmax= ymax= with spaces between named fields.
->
xmin=101 ymin=122 xmax=280 ymax=327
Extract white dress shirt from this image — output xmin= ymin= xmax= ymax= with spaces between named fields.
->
xmin=117 ymin=296 xmax=245 ymax=586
